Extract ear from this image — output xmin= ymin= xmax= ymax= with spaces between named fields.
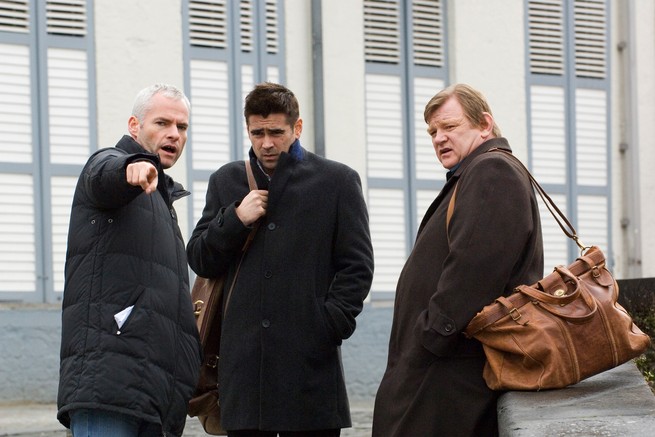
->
xmin=480 ymin=112 xmax=494 ymax=139
xmin=294 ymin=118 xmax=303 ymax=139
xmin=128 ymin=115 xmax=140 ymax=139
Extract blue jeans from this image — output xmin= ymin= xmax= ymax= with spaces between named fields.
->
xmin=70 ymin=409 xmax=162 ymax=437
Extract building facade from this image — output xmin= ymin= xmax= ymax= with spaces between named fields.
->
xmin=0 ymin=0 xmax=653 ymax=403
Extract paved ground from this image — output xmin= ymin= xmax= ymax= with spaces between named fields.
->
xmin=0 ymin=402 xmax=373 ymax=437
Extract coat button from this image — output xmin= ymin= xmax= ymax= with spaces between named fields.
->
xmin=262 ymin=319 xmax=271 ymax=328
xmin=444 ymin=323 xmax=454 ymax=332
xmin=264 ymin=271 xmax=272 ymax=278
xmin=267 ymin=222 xmax=276 ymax=231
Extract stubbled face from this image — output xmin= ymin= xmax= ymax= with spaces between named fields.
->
xmin=247 ymin=113 xmax=302 ymax=176
xmin=128 ymin=93 xmax=189 ymax=169
xmin=426 ymin=96 xmax=490 ymax=170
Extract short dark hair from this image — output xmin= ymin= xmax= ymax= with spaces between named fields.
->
xmin=244 ymin=82 xmax=300 ymax=127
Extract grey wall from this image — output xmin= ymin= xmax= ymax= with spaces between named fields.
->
xmin=342 ymin=305 xmax=393 ymax=404
xmin=0 ymin=305 xmax=61 ymax=402
xmin=0 ymin=304 xmax=393 ymax=406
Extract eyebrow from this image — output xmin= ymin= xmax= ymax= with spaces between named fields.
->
xmin=154 ymin=117 xmax=188 ymax=129
xmin=250 ymin=127 xmax=287 ymax=134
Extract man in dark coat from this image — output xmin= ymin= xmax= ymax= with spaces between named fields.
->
xmin=186 ymin=82 xmax=374 ymax=436
xmin=372 ymin=83 xmax=544 ymax=436
xmin=57 ymin=84 xmax=201 ymax=436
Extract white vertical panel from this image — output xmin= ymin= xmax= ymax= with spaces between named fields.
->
xmin=416 ymin=189 xmax=437 ymax=229
xmin=530 ymin=85 xmax=566 ymax=184
xmin=0 ymin=173 xmax=36 ymax=292
xmin=192 ymin=180 xmax=210 ymax=226
xmin=528 ymin=0 xmax=564 ymax=75
xmin=240 ymin=0 xmax=254 ymax=53
xmin=575 ymin=88 xmax=607 ymax=186
xmin=51 ymin=176 xmax=76 ymax=293
xmin=414 ymin=76 xmax=444 ymax=181
xmin=0 ymin=43 xmax=32 ymax=163
xmin=48 ymin=48 xmax=90 ymax=165
xmin=574 ymin=0 xmax=606 ymax=79
xmin=241 ymin=64 xmax=255 ymax=158
xmin=266 ymin=65 xmax=279 ymax=84
xmin=264 ymin=0 xmax=279 ymax=54
xmin=189 ymin=59 xmax=231 ymax=170
xmin=46 ymin=0 xmax=86 ymax=36
xmin=188 ymin=0 xmax=228 ymax=48
xmin=365 ymin=74 xmax=404 ymax=179
xmin=577 ymin=195 xmax=608 ymax=253
xmin=368 ymin=188 xmax=406 ymax=293
xmin=538 ymin=193 xmax=569 ymax=273
xmin=0 ymin=0 xmax=30 ymax=33
xmin=412 ymin=0 xmax=444 ymax=67
xmin=364 ymin=0 xmax=400 ymax=64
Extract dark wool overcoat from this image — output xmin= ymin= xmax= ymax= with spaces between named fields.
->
xmin=57 ymin=136 xmax=202 ymax=436
xmin=372 ymin=138 xmax=544 ymax=437
xmin=186 ymin=142 xmax=374 ymax=432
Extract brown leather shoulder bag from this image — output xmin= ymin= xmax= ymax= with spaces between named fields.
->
xmin=460 ymin=149 xmax=651 ymax=390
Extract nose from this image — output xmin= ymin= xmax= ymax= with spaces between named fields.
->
xmin=166 ymin=124 xmax=181 ymax=140
xmin=433 ymin=131 xmax=446 ymax=147
xmin=261 ymin=135 xmax=275 ymax=149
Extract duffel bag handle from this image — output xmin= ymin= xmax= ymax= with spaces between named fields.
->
xmin=518 ymin=265 xmax=581 ymax=306
xmin=518 ymin=266 xmax=598 ymax=323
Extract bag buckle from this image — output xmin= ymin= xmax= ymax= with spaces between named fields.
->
xmin=194 ymin=300 xmax=204 ymax=316
xmin=509 ymin=307 xmax=522 ymax=322
xmin=206 ymin=355 xmax=218 ymax=369
xmin=592 ymin=266 xmax=601 ymax=278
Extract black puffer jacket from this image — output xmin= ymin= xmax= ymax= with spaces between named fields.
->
xmin=57 ymin=135 xmax=201 ymax=436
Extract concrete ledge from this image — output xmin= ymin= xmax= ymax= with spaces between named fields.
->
xmin=498 ymin=361 xmax=655 ymax=436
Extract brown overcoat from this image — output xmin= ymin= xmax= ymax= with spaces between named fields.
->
xmin=372 ymin=138 xmax=544 ymax=437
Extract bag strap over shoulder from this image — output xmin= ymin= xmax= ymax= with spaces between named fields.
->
xmin=224 ymin=160 xmax=261 ymax=315
xmin=447 ymin=148 xmax=588 ymax=253
xmin=242 ymin=159 xmax=259 ymax=252
xmin=245 ymin=159 xmax=257 ymax=190
xmin=446 ymin=184 xmax=457 ymax=236
xmin=488 ymin=148 xmax=587 ymax=252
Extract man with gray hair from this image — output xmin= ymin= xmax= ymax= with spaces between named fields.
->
xmin=57 ymin=84 xmax=201 ymax=436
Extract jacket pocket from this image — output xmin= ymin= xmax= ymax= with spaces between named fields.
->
xmin=315 ymin=298 xmax=342 ymax=346
xmin=112 ymin=285 xmax=146 ymax=335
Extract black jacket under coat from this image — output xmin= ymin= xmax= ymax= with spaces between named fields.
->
xmin=186 ymin=143 xmax=374 ymax=431
xmin=57 ymin=136 xmax=201 ymax=436
xmin=372 ymin=138 xmax=544 ymax=436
